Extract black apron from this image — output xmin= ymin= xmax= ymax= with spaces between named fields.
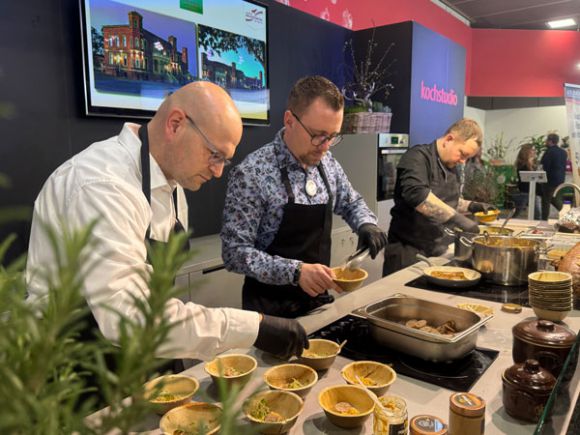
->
xmin=77 ymin=125 xmax=185 ymax=408
xmin=242 ymin=162 xmax=334 ymax=319
xmin=384 ymin=151 xmax=460 ymax=276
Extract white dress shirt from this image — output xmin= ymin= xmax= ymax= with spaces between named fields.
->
xmin=26 ymin=123 xmax=260 ymax=360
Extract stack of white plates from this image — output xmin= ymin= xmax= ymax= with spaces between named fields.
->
xmin=528 ymin=271 xmax=573 ymax=322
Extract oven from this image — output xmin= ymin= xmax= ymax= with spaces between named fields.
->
xmin=377 ymin=133 xmax=409 ymax=201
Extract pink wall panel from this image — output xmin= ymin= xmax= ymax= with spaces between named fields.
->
xmin=277 ymin=0 xmax=580 ymax=97
xmin=471 ymin=29 xmax=580 ymax=97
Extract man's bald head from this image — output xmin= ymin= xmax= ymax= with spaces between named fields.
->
xmin=148 ymin=81 xmax=243 ymax=191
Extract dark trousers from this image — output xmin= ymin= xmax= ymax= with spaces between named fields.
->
xmin=541 ymin=184 xmax=563 ymax=220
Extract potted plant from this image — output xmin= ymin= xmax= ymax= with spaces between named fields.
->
xmin=484 ymin=132 xmax=515 ymax=165
xmin=341 ymin=29 xmax=396 ymax=134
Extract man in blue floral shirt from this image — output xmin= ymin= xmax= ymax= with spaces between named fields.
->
xmin=221 ymin=76 xmax=387 ymax=318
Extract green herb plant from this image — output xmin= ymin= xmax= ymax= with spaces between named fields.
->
xmin=0 ymin=216 xmax=262 ymax=434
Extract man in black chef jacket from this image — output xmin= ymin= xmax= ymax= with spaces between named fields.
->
xmin=383 ymin=118 xmax=495 ymax=275
xmin=221 ymin=76 xmax=387 ymax=318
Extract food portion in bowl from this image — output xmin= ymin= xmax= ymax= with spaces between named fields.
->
xmin=474 ymin=209 xmax=500 ymax=223
xmin=244 ymin=390 xmax=304 ymax=434
xmin=318 ymin=385 xmax=375 ymax=428
xmin=204 ymin=354 xmax=257 ymax=390
xmin=144 ymin=374 xmax=199 ymax=415
xmin=331 ymin=266 xmax=368 ymax=291
xmin=341 ymin=361 xmax=397 ymax=396
xmin=263 ymin=363 xmax=318 ymax=397
xmin=159 ymin=402 xmax=222 ymax=435
xmin=250 ymin=398 xmax=284 ymax=422
xmin=334 ymin=401 xmax=360 ymax=415
xmin=298 ymin=339 xmax=341 ymax=370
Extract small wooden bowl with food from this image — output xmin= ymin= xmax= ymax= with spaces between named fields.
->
xmin=204 ymin=354 xmax=257 ymax=391
xmin=244 ymin=390 xmax=304 ymax=434
xmin=341 ymin=361 xmax=397 ymax=397
xmin=263 ymin=363 xmax=318 ymax=398
xmin=318 ymin=385 xmax=375 ymax=429
xmin=159 ymin=402 xmax=222 ymax=435
xmin=297 ymin=338 xmax=341 ymax=371
xmin=331 ymin=267 xmax=368 ymax=291
xmin=143 ymin=374 xmax=199 ymax=415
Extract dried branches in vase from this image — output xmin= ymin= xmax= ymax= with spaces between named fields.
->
xmin=341 ymin=28 xmax=396 ymax=113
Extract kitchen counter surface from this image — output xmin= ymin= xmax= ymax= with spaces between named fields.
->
xmin=91 ymin=219 xmax=580 ymax=434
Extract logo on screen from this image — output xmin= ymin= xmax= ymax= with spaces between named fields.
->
xmin=420 ymin=81 xmax=458 ymax=106
xmin=245 ymin=8 xmax=264 ymax=25
xmin=180 ymin=0 xmax=203 ymax=14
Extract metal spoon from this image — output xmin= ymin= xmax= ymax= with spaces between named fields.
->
xmin=500 ymin=208 xmax=516 ymax=232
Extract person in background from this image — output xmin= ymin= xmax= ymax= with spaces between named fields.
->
xmin=221 ymin=76 xmax=387 ymax=319
xmin=26 ymin=81 xmax=308 ymax=371
xmin=384 ymin=118 xmax=496 ymax=276
xmin=515 ymin=144 xmax=541 ymax=219
xmin=540 ymin=133 xmax=567 ymax=220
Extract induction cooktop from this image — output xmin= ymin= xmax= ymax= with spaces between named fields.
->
xmin=310 ymin=315 xmax=499 ymax=392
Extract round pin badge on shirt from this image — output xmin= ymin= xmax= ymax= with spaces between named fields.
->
xmin=305 ymin=179 xmax=317 ymax=196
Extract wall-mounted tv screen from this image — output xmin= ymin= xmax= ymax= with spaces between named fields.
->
xmin=80 ymin=0 xmax=269 ymax=125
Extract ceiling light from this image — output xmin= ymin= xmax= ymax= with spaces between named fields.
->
xmin=576 ymin=63 xmax=580 ymax=70
xmin=547 ymin=18 xmax=576 ymax=29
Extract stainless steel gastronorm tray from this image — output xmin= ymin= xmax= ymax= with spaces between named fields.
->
xmin=353 ymin=295 xmax=493 ymax=362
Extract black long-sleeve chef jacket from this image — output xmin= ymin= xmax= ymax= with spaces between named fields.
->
xmin=388 ymin=141 xmax=460 ymax=255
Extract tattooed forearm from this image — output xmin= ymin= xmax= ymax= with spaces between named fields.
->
xmin=416 ymin=191 xmax=456 ymax=223
xmin=457 ymin=198 xmax=471 ymax=213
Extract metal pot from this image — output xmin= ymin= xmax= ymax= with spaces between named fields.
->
xmin=471 ymin=235 xmax=539 ymax=285
xmin=444 ymin=227 xmax=476 ymax=262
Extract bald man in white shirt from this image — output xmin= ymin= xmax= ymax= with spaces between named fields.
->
xmin=26 ymin=82 xmax=307 ymax=365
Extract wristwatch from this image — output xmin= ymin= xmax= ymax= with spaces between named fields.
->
xmin=293 ymin=262 xmax=303 ymax=285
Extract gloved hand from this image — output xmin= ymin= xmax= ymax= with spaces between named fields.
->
xmin=357 ymin=223 xmax=388 ymax=259
xmin=446 ymin=213 xmax=479 ymax=234
xmin=254 ymin=315 xmax=309 ymax=359
xmin=468 ymin=202 xmax=497 ymax=214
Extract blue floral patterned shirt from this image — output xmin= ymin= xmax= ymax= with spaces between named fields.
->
xmin=221 ymin=129 xmax=377 ymax=285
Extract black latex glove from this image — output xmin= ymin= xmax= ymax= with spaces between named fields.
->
xmin=468 ymin=202 xmax=497 ymax=214
xmin=254 ymin=315 xmax=309 ymax=359
xmin=447 ymin=213 xmax=479 ymax=234
xmin=357 ymin=223 xmax=388 ymax=259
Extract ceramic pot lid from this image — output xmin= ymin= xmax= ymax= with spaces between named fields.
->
xmin=512 ymin=319 xmax=576 ymax=347
xmin=503 ymin=359 xmax=556 ymax=393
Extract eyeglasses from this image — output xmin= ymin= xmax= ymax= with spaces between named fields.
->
xmin=184 ymin=114 xmax=231 ymax=167
xmin=290 ymin=111 xmax=343 ymax=147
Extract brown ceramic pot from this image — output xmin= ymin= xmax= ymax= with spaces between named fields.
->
xmin=512 ymin=319 xmax=577 ymax=379
xmin=502 ymin=359 xmax=556 ymax=423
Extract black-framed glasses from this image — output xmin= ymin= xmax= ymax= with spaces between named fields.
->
xmin=291 ymin=111 xmax=343 ymax=147
xmin=184 ymin=114 xmax=231 ymax=167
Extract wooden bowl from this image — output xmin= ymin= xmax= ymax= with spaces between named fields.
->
xmin=474 ymin=209 xmax=500 ymax=223
xmin=263 ymin=363 xmax=318 ymax=398
xmin=204 ymin=354 xmax=257 ymax=391
xmin=298 ymin=339 xmax=340 ymax=371
xmin=159 ymin=402 xmax=221 ymax=435
xmin=332 ymin=267 xmax=368 ymax=291
xmin=340 ymin=361 xmax=396 ymax=397
xmin=318 ymin=385 xmax=375 ymax=428
xmin=243 ymin=390 xmax=304 ymax=434
xmin=144 ymin=374 xmax=199 ymax=415
xmin=532 ymin=306 xmax=571 ymax=322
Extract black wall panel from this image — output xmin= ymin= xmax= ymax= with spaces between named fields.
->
xmin=0 ymin=0 xmax=350 ymax=261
